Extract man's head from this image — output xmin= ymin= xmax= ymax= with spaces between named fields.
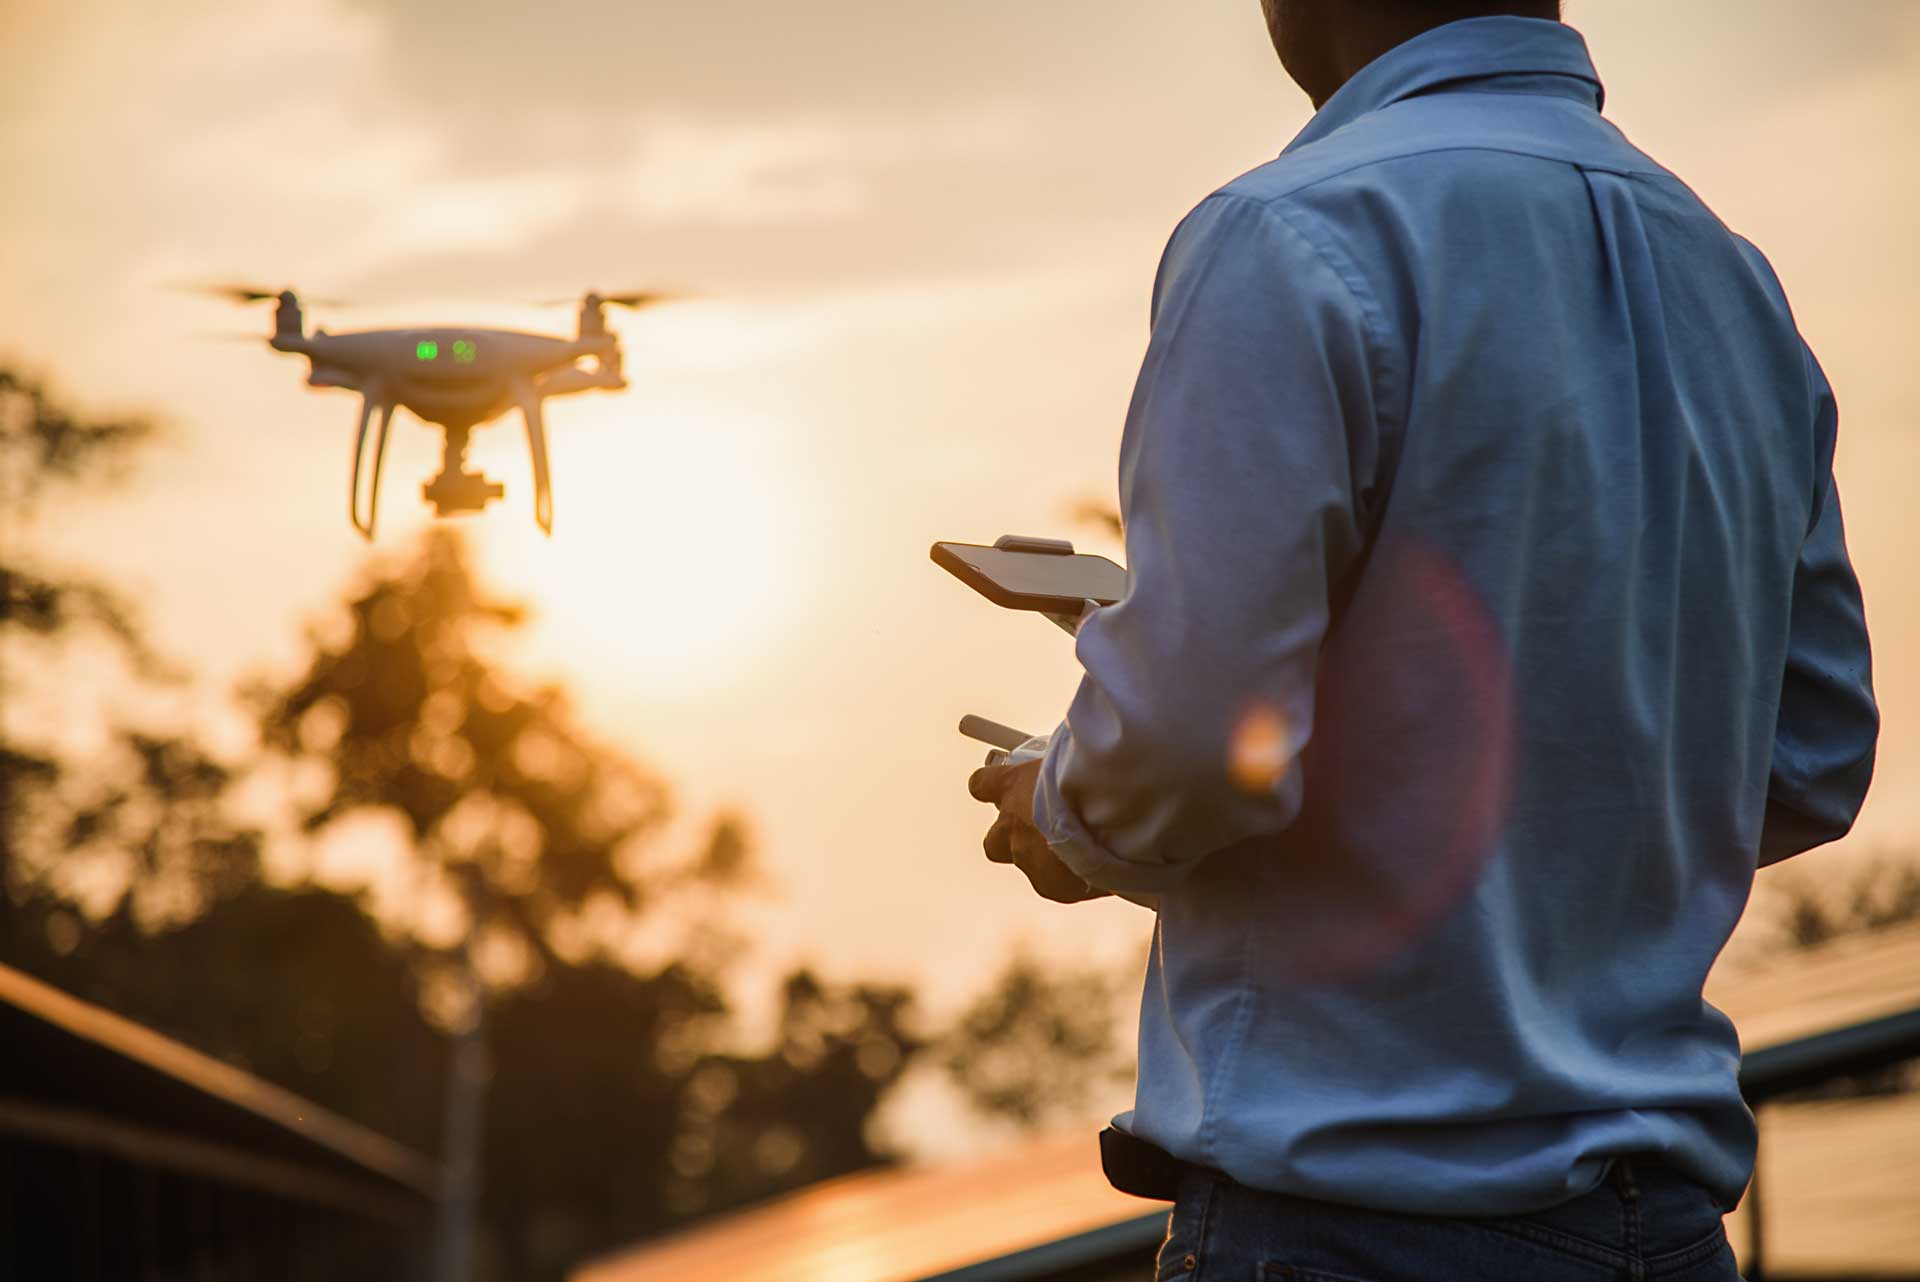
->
xmin=1262 ymin=0 xmax=1563 ymax=108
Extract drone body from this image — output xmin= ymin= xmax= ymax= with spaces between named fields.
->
xmin=227 ymin=288 xmax=662 ymax=537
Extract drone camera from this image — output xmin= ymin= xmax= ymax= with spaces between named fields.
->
xmin=423 ymin=466 xmax=507 ymax=517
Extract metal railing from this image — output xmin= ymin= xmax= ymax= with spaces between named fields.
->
xmin=1738 ymin=1005 xmax=1920 ymax=1282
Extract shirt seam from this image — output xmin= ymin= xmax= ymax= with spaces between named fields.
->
xmin=1298 ymin=80 xmax=1603 ymax=154
xmin=1227 ymin=193 xmax=1402 ymax=530
xmin=1123 ymin=194 xmax=1261 ymax=472
xmin=1048 ymin=197 xmax=1241 ymax=891
xmin=1250 ymin=142 xmax=1663 ymax=212
xmin=1196 ymin=913 xmax=1258 ymax=1173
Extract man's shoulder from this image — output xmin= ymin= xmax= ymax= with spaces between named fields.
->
xmin=1216 ymin=94 xmax=1668 ymax=214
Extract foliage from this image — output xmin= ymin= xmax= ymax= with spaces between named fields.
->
xmin=14 ymin=883 xmax=448 ymax=1149
xmin=1757 ymin=856 xmax=1920 ymax=1100
xmin=675 ymin=971 xmax=922 ymax=1212
xmin=1 ymin=363 xmax=1140 ymax=1281
xmin=940 ymin=951 xmax=1134 ymax=1130
xmin=0 ymin=566 xmax=166 ymax=678
xmin=1765 ymin=856 xmax=1920 ymax=952
xmin=1 ymin=365 xmax=170 ymax=952
xmin=225 ymin=530 xmax=930 ymax=1277
xmin=254 ymin=528 xmax=694 ymax=972
xmin=0 ymin=366 xmax=153 ymax=512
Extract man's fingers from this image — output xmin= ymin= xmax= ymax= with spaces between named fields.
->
xmin=1009 ymin=829 xmax=1102 ymax=904
xmin=982 ymin=813 xmax=1017 ymax=864
xmin=1016 ymin=852 xmax=1096 ymax=903
xmin=969 ymin=764 xmax=1011 ymax=804
xmin=1009 ymin=826 xmax=1052 ymax=866
xmin=975 ymin=758 xmax=1104 ymax=903
xmin=982 ymin=814 xmax=1108 ymax=903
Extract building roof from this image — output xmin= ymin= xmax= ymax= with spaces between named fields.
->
xmin=1724 ymin=1090 xmax=1920 ymax=1276
xmin=1706 ymin=918 xmax=1920 ymax=1052
xmin=572 ymin=1132 xmax=1160 ymax=1282
xmin=0 ymin=961 xmax=440 ymax=1219
xmin=574 ymin=921 xmax=1920 ymax=1282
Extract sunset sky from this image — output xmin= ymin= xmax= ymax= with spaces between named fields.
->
xmin=4 ymin=0 xmax=1917 ymax=1141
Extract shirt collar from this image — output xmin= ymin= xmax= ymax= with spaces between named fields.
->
xmin=1283 ymin=16 xmax=1604 ymax=156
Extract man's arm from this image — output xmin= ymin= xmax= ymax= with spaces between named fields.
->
xmin=1760 ymin=351 xmax=1877 ymax=866
xmin=1035 ymin=194 xmax=1389 ymax=896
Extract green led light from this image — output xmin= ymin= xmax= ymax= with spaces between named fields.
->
xmin=416 ymin=340 xmax=439 ymax=361
xmin=452 ymin=339 xmax=477 ymax=364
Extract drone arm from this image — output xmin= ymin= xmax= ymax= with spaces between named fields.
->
xmin=350 ymin=390 xmax=395 ymax=540
xmin=513 ymin=381 xmax=554 ymax=536
xmin=533 ymin=351 xmax=624 ymax=398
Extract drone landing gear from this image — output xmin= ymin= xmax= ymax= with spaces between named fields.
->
xmin=512 ymin=381 xmax=555 ymax=536
xmin=351 ymin=393 xmax=396 ymax=540
xmin=348 ymin=394 xmax=555 ymax=539
xmin=422 ymin=424 xmax=506 ymax=522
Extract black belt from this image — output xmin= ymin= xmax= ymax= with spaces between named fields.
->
xmin=1099 ymin=1126 xmax=1190 ymax=1201
xmin=1099 ymin=1126 xmax=1671 ymax=1206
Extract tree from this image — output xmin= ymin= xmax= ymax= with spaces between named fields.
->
xmin=673 ymin=970 xmax=921 ymax=1216
xmin=243 ymin=529 xmax=940 ymax=1278
xmin=2 ymin=364 xmax=1150 ymax=1282
xmin=0 ymin=365 xmax=160 ymax=691
xmin=939 ymin=951 xmax=1135 ymax=1131
xmin=0 ymin=362 xmax=232 ymax=959
xmin=253 ymin=529 xmax=728 ymax=974
xmin=1747 ymin=856 xmax=1920 ymax=1101
xmin=1 ymin=363 xmax=431 ymax=1150
xmin=20 ymin=881 xmax=449 ymax=1149
xmin=1764 ymin=856 xmax=1920 ymax=952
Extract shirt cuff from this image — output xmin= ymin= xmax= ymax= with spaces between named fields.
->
xmin=1036 ymin=724 xmax=1199 ymax=897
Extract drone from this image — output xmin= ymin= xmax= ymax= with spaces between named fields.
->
xmin=209 ymin=285 xmax=669 ymax=538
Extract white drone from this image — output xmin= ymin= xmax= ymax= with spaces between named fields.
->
xmin=211 ymin=286 xmax=669 ymax=538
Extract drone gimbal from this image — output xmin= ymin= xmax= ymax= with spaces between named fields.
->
xmin=420 ymin=426 xmax=507 ymax=518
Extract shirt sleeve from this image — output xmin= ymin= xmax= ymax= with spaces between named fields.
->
xmin=1759 ymin=350 xmax=1877 ymax=867
xmin=1035 ymin=194 xmax=1388 ymax=895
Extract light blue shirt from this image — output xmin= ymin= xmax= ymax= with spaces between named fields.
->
xmin=1037 ymin=16 xmax=1876 ymax=1214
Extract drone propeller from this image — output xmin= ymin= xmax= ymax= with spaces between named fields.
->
xmin=187 ymin=283 xmax=287 ymax=304
xmin=600 ymin=291 xmax=676 ymax=310
xmin=540 ymin=290 xmax=678 ymax=310
xmin=182 ymin=282 xmax=346 ymax=307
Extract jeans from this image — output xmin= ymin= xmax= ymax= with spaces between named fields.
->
xmin=1153 ymin=1157 xmax=1741 ymax=1282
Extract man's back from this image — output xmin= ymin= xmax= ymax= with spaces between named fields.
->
xmin=1034 ymin=17 xmax=1877 ymax=1217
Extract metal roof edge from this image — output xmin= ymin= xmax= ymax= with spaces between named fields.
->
xmin=1740 ymin=1003 xmax=1920 ymax=1106
xmin=0 ymin=961 xmax=441 ymax=1198
xmin=916 ymin=1212 xmax=1168 ymax=1282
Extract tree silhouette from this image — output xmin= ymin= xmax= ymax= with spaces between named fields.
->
xmin=242 ymin=529 xmax=936 ymax=1279
xmin=20 ymin=881 xmax=449 ymax=1150
xmin=1 ymin=364 xmax=183 ymax=960
xmin=254 ymin=529 xmax=706 ymax=972
xmin=2 ymin=364 xmax=1148 ymax=1282
xmin=1765 ymin=856 xmax=1920 ymax=952
xmin=939 ymin=950 xmax=1134 ymax=1131
xmin=673 ymin=970 xmax=922 ymax=1215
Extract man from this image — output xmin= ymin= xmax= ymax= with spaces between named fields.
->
xmin=968 ymin=2 xmax=1878 ymax=1278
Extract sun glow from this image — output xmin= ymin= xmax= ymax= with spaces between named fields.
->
xmin=476 ymin=396 xmax=819 ymax=699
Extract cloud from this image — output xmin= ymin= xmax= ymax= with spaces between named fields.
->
xmin=620 ymin=106 xmax=1032 ymax=227
xmin=335 ymin=0 xmax=1247 ymax=127
xmin=1 ymin=0 xmax=1291 ymax=324
xmin=1576 ymin=0 xmax=1916 ymax=118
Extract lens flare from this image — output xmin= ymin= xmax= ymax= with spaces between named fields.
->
xmin=1259 ymin=541 xmax=1516 ymax=984
xmin=1229 ymin=701 xmax=1293 ymax=795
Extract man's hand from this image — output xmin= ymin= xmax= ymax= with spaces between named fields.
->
xmin=968 ymin=758 xmax=1109 ymax=904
